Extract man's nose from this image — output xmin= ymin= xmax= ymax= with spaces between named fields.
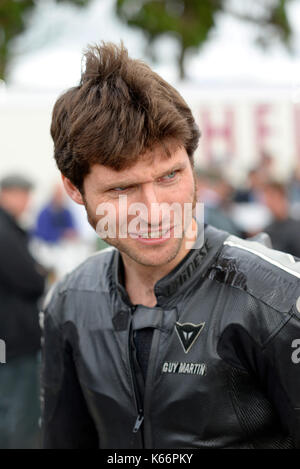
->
xmin=139 ymin=184 xmax=163 ymax=226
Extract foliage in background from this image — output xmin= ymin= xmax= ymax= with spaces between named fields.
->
xmin=0 ymin=0 xmax=91 ymax=81
xmin=0 ymin=0 xmax=294 ymax=82
xmin=116 ymin=0 xmax=293 ymax=79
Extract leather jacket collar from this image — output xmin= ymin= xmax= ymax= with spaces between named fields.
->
xmin=112 ymin=220 xmax=229 ymax=308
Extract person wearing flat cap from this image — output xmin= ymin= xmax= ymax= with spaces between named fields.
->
xmin=0 ymin=174 xmax=46 ymax=448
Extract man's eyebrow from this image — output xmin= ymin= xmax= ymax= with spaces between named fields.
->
xmin=158 ymin=162 xmax=187 ymax=178
xmin=103 ymin=162 xmax=187 ymax=191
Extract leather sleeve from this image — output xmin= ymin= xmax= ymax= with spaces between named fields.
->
xmin=258 ymin=309 xmax=300 ymax=448
xmin=41 ymin=293 xmax=99 ymax=449
xmin=218 ymin=305 xmax=300 ymax=448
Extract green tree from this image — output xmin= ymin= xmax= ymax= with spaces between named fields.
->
xmin=116 ymin=0 xmax=293 ymax=79
xmin=0 ymin=0 xmax=91 ymax=81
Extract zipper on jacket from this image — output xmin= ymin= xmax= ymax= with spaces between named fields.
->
xmin=142 ymin=326 xmax=161 ymax=448
xmin=133 ymin=411 xmax=144 ymax=433
xmin=128 ymin=317 xmax=145 ymax=441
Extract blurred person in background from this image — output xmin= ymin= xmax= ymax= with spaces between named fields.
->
xmin=0 ymin=175 xmax=46 ymax=448
xmin=289 ymin=161 xmax=300 ymax=203
xmin=233 ymin=154 xmax=275 ymax=206
xmin=196 ymin=168 xmax=242 ymax=236
xmin=233 ymin=167 xmax=265 ymax=204
xmin=288 ymin=161 xmax=300 ymax=220
xmin=260 ymin=152 xmax=275 ymax=181
xmin=231 ymin=163 xmax=273 ymax=237
xmin=263 ymin=181 xmax=300 ymax=258
xmin=31 ymin=184 xmax=97 ymax=283
xmin=33 ymin=183 xmax=77 ymax=244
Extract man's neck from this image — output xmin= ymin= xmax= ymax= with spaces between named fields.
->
xmin=121 ymin=218 xmax=198 ymax=307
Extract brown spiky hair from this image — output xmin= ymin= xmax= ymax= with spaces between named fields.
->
xmin=51 ymin=42 xmax=200 ymax=192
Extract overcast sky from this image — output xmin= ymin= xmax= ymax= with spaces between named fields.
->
xmin=8 ymin=0 xmax=300 ymax=91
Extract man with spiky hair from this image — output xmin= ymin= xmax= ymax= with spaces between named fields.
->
xmin=41 ymin=42 xmax=300 ymax=449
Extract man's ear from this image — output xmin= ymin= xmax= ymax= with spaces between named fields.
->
xmin=61 ymin=175 xmax=84 ymax=205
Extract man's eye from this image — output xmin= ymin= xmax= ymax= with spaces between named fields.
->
xmin=162 ymin=171 xmax=177 ymax=180
xmin=112 ymin=187 xmax=128 ymax=192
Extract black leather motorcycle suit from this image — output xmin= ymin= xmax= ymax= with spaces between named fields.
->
xmin=41 ymin=224 xmax=300 ymax=448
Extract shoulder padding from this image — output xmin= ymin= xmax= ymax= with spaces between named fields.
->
xmin=224 ymin=234 xmax=300 ymax=279
xmin=214 ymin=234 xmax=300 ymax=313
xmin=43 ymin=246 xmax=116 ymax=309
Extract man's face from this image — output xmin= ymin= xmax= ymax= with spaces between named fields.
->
xmin=0 ymin=188 xmax=31 ymax=218
xmin=262 ymin=186 xmax=287 ymax=218
xmin=77 ymin=145 xmax=196 ymax=267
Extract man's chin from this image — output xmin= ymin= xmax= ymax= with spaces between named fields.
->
xmin=125 ymin=252 xmax=179 ymax=268
xmin=104 ymin=237 xmax=183 ymax=267
xmin=128 ymin=253 xmax=177 ymax=267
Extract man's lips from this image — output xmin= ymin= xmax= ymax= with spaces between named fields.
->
xmin=127 ymin=226 xmax=179 ymax=245
xmin=129 ymin=226 xmax=174 ymax=239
